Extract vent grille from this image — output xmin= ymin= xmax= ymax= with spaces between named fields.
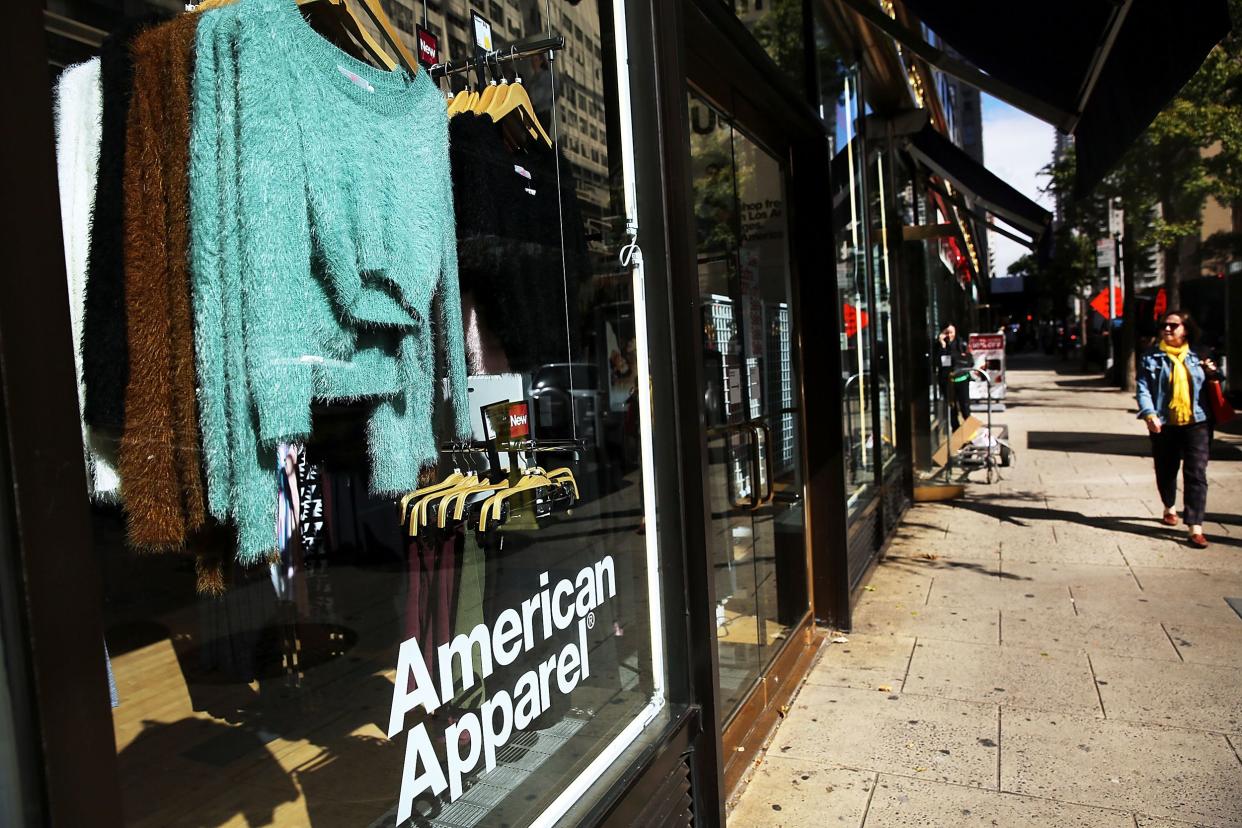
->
xmin=631 ymin=753 xmax=693 ymax=828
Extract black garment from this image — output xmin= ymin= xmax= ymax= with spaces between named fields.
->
xmin=449 ymin=114 xmax=591 ymax=371
xmin=948 ymin=377 xmax=973 ymax=432
xmin=83 ymin=17 xmax=158 ymax=431
xmin=1150 ymin=420 xmax=1211 ymax=526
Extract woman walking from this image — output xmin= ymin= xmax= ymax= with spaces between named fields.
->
xmin=1136 ymin=310 xmax=1221 ymax=548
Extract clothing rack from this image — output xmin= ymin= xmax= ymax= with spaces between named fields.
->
xmin=429 ymin=33 xmax=566 ymax=79
xmin=439 ymin=437 xmax=586 ymax=453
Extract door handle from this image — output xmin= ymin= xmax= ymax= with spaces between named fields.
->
xmin=708 ymin=421 xmax=757 ymax=509
xmin=748 ymin=420 xmax=775 ymax=509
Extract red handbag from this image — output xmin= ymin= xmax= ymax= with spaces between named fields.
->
xmin=1206 ymin=379 xmax=1236 ymax=425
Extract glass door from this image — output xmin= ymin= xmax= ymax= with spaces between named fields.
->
xmin=688 ymin=91 xmax=810 ymax=720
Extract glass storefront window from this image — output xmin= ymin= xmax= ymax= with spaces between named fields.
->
xmin=829 ymin=69 xmax=876 ymax=509
xmin=869 ymin=150 xmax=898 ymax=471
xmin=44 ymin=0 xmax=670 ymax=824
xmin=687 ymin=91 xmax=810 ymax=721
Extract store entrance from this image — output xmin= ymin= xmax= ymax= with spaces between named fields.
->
xmin=686 ymin=90 xmax=811 ymax=726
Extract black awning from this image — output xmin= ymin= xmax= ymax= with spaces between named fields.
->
xmin=847 ymin=0 xmax=1232 ymax=196
xmin=907 ymin=124 xmax=1051 ymax=242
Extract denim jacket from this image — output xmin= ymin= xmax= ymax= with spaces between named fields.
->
xmin=1135 ymin=347 xmax=1209 ymax=425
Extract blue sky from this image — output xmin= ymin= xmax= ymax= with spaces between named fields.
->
xmin=980 ymin=94 xmax=1055 ymax=278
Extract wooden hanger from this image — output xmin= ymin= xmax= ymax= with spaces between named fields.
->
xmin=297 ymin=0 xmax=418 ymax=75
xmin=297 ymin=0 xmax=395 ymax=70
xmin=192 ymin=0 xmax=233 ymax=11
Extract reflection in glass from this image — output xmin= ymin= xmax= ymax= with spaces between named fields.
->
xmin=731 ymin=0 xmax=807 ymax=95
xmin=46 ymin=0 xmax=666 ymax=825
xmin=830 ymin=70 xmax=876 ymax=509
xmin=688 ymin=92 xmax=809 ymax=722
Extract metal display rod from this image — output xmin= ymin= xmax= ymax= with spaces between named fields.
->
xmin=430 ymin=33 xmax=565 ymax=78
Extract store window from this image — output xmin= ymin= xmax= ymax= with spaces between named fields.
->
xmin=869 ymin=150 xmax=898 ymax=471
xmin=829 ymin=68 xmax=876 ymax=510
xmin=43 ymin=0 xmax=670 ymax=825
xmin=687 ymin=91 xmax=810 ymax=720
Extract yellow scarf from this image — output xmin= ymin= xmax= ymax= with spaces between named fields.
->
xmin=1159 ymin=341 xmax=1193 ymax=425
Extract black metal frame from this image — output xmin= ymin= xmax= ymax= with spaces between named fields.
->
xmin=1 ymin=3 xmax=125 ymax=825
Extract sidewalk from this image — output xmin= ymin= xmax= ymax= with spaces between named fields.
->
xmin=732 ymin=354 xmax=1242 ymax=827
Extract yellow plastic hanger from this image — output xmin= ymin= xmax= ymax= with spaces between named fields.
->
xmin=399 ymin=469 xmax=464 ymax=527
xmin=479 ymin=470 xmax=552 ymax=531
xmin=486 ymin=70 xmax=552 ymax=147
xmin=440 ymin=477 xmax=509 ymax=529
xmin=412 ymin=471 xmax=478 ymax=532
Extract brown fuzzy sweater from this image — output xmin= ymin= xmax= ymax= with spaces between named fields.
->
xmin=119 ymin=14 xmax=207 ymax=550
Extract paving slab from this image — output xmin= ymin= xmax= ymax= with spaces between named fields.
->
xmin=864 ymin=775 xmax=1135 ymax=827
xmin=1163 ymin=622 xmax=1242 ymax=666
xmin=804 ymin=634 xmax=916 ymax=693
xmin=1072 ymin=590 xmax=1242 ymax=628
xmin=999 ymin=612 xmax=1180 ymax=661
xmin=1128 ymin=568 xmax=1242 ymax=601
xmin=1090 ymin=654 xmax=1242 ymax=734
xmin=850 ymin=603 xmax=1001 ymax=645
xmin=1121 ymin=542 xmax=1242 ymax=572
xmin=1001 ymin=710 xmax=1242 ymax=827
xmin=727 ymin=757 xmax=873 ymax=827
xmin=1001 ymin=537 xmax=1130 ymax=566
xmin=903 ymin=638 xmax=1102 ymax=715
xmin=775 ymin=684 xmax=999 ymax=790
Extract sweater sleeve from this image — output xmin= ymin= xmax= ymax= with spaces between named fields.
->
xmin=188 ymin=11 xmax=233 ymax=521
xmin=119 ymin=26 xmax=188 ymax=549
xmin=1136 ymin=355 xmax=1158 ymax=420
xmin=235 ymin=6 xmax=315 ymax=445
xmin=439 ymin=204 xmax=471 ymax=441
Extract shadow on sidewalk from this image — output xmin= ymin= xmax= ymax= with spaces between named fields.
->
xmin=1028 ymin=431 xmax=1242 ymax=462
xmin=943 ymin=500 xmax=1242 ymax=550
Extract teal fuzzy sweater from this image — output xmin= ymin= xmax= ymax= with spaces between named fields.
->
xmin=190 ymin=0 xmax=469 ymax=561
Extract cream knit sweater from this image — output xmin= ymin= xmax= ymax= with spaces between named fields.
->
xmin=54 ymin=58 xmax=123 ymax=501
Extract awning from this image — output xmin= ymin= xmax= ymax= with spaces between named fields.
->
xmin=906 ymin=123 xmax=1051 ymax=245
xmin=838 ymin=0 xmax=1232 ymax=196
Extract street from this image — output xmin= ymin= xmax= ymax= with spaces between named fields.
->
xmin=731 ymin=353 xmax=1242 ymax=827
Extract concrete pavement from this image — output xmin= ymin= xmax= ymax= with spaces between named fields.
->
xmin=730 ymin=354 xmax=1242 ymax=827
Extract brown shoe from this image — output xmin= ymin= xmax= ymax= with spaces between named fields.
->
xmin=1161 ymin=513 xmax=1179 ymax=526
xmin=1189 ymin=533 xmax=1209 ymax=549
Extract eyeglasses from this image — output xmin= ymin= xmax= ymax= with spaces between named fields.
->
xmin=1162 ymin=323 xmax=1183 ymax=331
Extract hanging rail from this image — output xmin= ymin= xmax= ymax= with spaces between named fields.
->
xmin=430 ymin=33 xmax=565 ymax=79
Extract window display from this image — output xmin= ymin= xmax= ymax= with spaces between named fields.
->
xmin=47 ymin=0 xmax=668 ymax=824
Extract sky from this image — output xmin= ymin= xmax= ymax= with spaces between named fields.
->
xmin=980 ymin=94 xmax=1055 ymax=279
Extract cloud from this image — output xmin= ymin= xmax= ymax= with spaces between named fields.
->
xmin=981 ymin=95 xmax=1054 ymax=279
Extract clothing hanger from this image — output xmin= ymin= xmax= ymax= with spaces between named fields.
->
xmin=412 ymin=467 xmax=480 ymax=532
xmin=483 ymin=53 xmax=511 ymax=114
xmin=439 ymin=476 xmax=509 ymax=528
xmin=478 ymin=468 xmax=552 ymax=531
xmin=352 ymin=0 xmax=420 ymax=75
xmin=297 ymin=0 xmax=396 ymax=70
xmin=472 ymin=52 xmax=501 ymax=114
xmin=192 ymin=0 xmax=233 ymax=11
xmin=485 ymin=53 xmax=552 ymax=147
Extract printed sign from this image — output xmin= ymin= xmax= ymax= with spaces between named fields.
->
xmin=386 ymin=557 xmax=618 ymax=823
xmin=415 ymin=24 xmax=438 ymax=67
xmin=508 ymin=401 xmax=530 ymax=439
xmin=471 ymin=11 xmax=493 ymax=50
xmin=967 ymin=334 xmax=1006 ymax=406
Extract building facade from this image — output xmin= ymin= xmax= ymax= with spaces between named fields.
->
xmin=7 ymin=0 xmax=1050 ymax=826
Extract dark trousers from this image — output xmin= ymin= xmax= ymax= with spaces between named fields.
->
xmin=1150 ymin=420 xmax=1211 ymax=525
xmin=944 ymin=378 xmax=972 ymax=431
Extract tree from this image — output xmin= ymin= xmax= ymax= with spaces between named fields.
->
xmin=1029 ymin=0 xmax=1241 ymax=388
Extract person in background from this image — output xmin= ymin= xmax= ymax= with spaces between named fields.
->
xmin=935 ymin=322 xmax=973 ymax=431
xmin=1136 ymin=310 xmax=1221 ymax=549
